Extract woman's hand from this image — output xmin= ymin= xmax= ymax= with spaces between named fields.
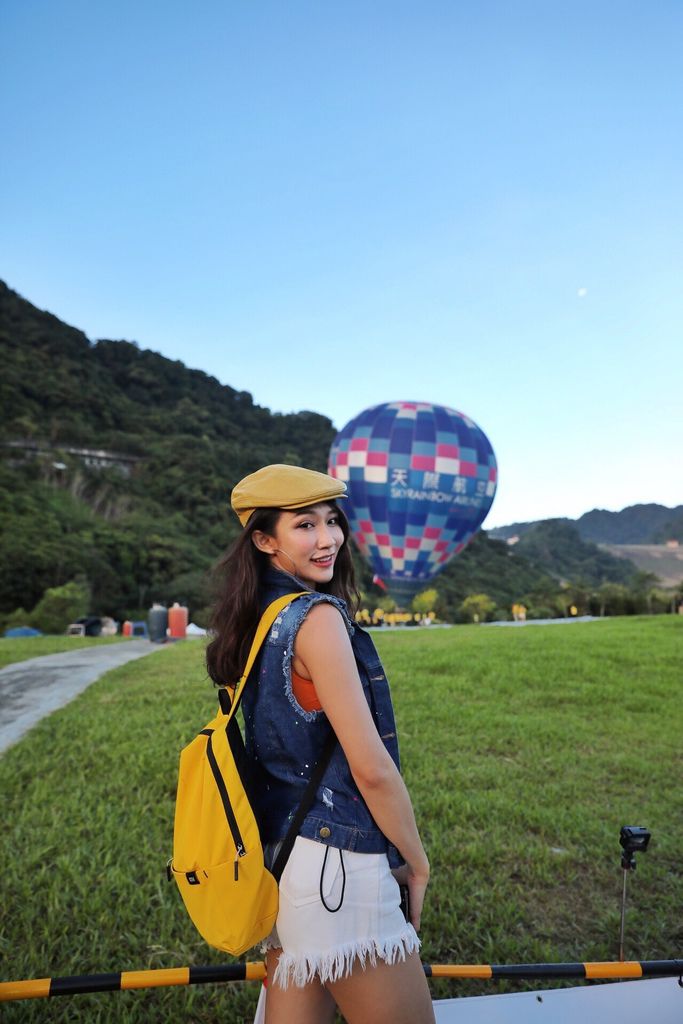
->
xmin=392 ymin=859 xmax=430 ymax=931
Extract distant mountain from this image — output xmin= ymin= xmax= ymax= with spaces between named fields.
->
xmin=491 ymin=504 xmax=683 ymax=546
xmin=577 ymin=504 xmax=683 ymax=544
xmin=652 ymin=511 xmax=683 ymax=544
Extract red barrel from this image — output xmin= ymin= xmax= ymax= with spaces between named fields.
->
xmin=122 ymin=620 xmax=133 ymax=637
xmin=168 ymin=603 xmax=188 ymax=639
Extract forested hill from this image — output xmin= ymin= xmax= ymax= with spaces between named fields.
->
xmin=512 ymin=520 xmax=635 ymax=586
xmin=0 ymin=279 xmax=333 ymax=467
xmin=0 ymin=279 xmax=337 ymax=619
xmin=0 ymin=280 xmax=647 ymax=626
xmin=490 ymin=503 xmax=683 ymax=545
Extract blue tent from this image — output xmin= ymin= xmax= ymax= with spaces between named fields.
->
xmin=4 ymin=626 xmax=43 ymax=638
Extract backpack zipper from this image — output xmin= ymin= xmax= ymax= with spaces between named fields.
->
xmin=203 ymin=730 xmax=247 ymax=874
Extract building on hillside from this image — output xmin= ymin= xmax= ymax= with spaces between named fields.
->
xmin=2 ymin=440 xmax=141 ymax=477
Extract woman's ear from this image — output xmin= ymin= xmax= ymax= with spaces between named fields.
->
xmin=251 ymin=530 xmax=276 ymax=555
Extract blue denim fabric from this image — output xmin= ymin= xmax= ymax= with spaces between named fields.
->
xmin=241 ymin=567 xmax=404 ymax=867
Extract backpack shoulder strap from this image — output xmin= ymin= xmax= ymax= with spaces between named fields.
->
xmin=222 ymin=591 xmax=309 ymax=724
xmin=270 ymin=728 xmax=337 ymax=882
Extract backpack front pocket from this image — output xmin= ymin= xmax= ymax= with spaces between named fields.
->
xmin=170 ymin=850 xmax=278 ymax=955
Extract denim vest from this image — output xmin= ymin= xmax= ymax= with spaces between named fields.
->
xmin=241 ymin=567 xmax=403 ymax=867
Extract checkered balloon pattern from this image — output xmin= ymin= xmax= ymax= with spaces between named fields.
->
xmin=328 ymin=401 xmax=497 ymax=601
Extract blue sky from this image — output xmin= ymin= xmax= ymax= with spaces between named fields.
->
xmin=2 ymin=1 xmax=681 ymax=527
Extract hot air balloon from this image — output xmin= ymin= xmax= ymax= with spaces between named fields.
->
xmin=328 ymin=401 xmax=497 ymax=603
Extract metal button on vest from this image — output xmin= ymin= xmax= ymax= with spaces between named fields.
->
xmin=319 ymin=827 xmax=331 ymax=838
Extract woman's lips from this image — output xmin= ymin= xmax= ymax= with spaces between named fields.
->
xmin=312 ymin=555 xmax=334 ymax=566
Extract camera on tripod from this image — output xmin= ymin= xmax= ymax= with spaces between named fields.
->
xmin=618 ymin=825 xmax=651 ymax=961
xmin=619 ymin=825 xmax=651 ymax=870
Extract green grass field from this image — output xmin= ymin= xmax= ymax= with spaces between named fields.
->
xmin=0 ymin=635 xmax=124 ymax=670
xmin=1 ymin=617 xmax=681 ymax=1022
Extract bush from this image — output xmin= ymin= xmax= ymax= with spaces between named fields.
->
xmin=1 ymin=607 xmax=31 ymax=631
xmin=526 ymin=605 xmax=557 ymax=620
xmin=411 ymin=588 xmax=439 ymax=616
xmin=459 ymin=593 xmax=496 ymax=623
xmin=29 ymin=579 xmax=91 ymax=634
xmin=191 ymin=605 xmax=212 ymax=629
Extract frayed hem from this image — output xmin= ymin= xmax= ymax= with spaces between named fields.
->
xmin=271 ymin=925 xmax=420 ymax=989
xmin=260 ymin=933 xmax=279 ymax=954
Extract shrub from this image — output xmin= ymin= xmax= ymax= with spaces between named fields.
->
xmin=411 ymin=588 xmax=439 ymax=616
xmin=29 ymin=579 xmax=91 ymax=634
xmin=1 ymin=607 xmax=31 ymax=633
xmin=527 ymin=605 xmax=557 ymax=620
xmin=459 ymin=593 xmax=496 ymax=623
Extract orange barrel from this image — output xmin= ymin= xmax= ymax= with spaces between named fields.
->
xmin=168 ymin=603 xmax=188 ymax=639
xmin=122 ymin=620 xmax=132 ymax=637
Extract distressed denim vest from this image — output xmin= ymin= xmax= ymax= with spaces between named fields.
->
xmin=241 ymin=567 xmax=403 ymax=867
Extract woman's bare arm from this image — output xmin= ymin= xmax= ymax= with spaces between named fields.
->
xmin=294 ymin=602 xmax=430 ymax=928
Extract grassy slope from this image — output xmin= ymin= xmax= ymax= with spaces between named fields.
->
xmin=0 ymin=619 xmax=681 ymax=1022
xmin=0 ymin=635 xmax=124 ymax=670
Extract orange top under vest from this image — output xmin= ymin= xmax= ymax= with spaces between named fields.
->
xmin=291 ymin=669 xmax=322 ymax=712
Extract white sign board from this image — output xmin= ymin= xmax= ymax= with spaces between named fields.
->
xmin=433 ymin=977 xmax=682 ymax=1023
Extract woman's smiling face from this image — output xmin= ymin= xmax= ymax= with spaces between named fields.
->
xmin=256 ymin=502 xmax=345 ymax=588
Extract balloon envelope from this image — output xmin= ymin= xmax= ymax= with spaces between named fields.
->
xmin=328 ymin=401 xmax=497 ymax=601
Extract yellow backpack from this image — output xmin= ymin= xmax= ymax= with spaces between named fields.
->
xmin=168 ymin=592 xmax=336 ymax=955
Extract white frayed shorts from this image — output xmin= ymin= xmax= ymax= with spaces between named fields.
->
xmin=262 ymin=835 xmax=420 ymax=989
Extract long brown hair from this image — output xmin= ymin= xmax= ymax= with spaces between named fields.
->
xmin=205 ymin=502 xmax=359 ymax=687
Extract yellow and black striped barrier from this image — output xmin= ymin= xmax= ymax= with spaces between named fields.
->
xmin=425 ymin=959 xmax=683 ymax=980
xmin=1 ymin=959 xmax=682 ymax=1002
xmin=0 ymin=963 xmax=265 ymax=1003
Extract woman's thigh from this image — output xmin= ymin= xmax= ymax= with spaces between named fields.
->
xmin=264 ymin=947 xmax=337 ymax=1024
xmin=325 ymin=949 xmax=435 ymax=1024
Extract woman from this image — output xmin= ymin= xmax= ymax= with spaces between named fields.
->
xmin=206 ymin=464 xmax=434 ymax=1024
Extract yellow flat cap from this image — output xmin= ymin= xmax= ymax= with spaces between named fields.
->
xmin=231 ymin=464 xmax=347 ymax=527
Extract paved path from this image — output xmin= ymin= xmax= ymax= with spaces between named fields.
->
xmin=483 ymin=615 xmax=601 ymax=627
xmin=0 ymin=641 xmax=162 ymax=754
